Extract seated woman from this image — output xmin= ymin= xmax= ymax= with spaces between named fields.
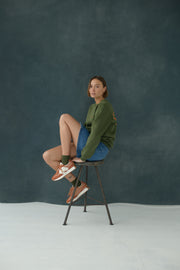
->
xmin=43 ymin=75 xmax=117 ymax=204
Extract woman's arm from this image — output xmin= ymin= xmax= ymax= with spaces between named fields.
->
xmin=80 ymin=104 xmax=112 ymax=161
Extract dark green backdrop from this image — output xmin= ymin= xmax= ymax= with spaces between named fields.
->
xmin=0 ymin=0 xmax=180 ymax=204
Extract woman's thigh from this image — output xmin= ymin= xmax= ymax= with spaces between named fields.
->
xmin=60 ymin=114 xmax=81 ymax=148
xmin=45 ymin=142 xmax=77 ymax=161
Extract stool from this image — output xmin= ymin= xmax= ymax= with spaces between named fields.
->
xmin=63 ymin=160 xmax=113 ymax=225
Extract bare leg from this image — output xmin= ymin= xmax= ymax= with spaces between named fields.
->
xmin=59 ymin=114 xmax=81 ymax=155
xmin=43 ymin=143 xmax=77 ymax=183
xmin=43 ymin=114 xmax=81 ymax=183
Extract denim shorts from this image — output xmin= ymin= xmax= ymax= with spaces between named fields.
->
xmin=76 ymin=124 xmax=109 ymax=161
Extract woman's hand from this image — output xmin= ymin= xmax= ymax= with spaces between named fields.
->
xmin=72 ymin=157 xmax=85 ymax=163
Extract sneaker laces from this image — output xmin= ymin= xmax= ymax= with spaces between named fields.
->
xmin=58 ymin=164 xmax=69 ymax=174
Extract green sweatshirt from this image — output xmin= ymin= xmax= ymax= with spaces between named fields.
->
xmin=80 ymin=99 xmax=117 ymax=161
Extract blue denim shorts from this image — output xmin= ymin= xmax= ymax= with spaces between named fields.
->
xmin=76 ymin=124 xmax=109 ymax=161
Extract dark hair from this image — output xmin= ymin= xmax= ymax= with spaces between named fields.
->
xmin=87 ymin=75 xmax=108 ymax=98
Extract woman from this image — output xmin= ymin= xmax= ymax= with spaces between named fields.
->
xmin=43 ymin=75 xmax=117 ymax=204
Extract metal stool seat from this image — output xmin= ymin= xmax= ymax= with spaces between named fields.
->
xmin=63 ymin=160 xmax=113 ymax=225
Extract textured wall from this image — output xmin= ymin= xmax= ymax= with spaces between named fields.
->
xmin=0 ymin=0 xmax=180 ymax=204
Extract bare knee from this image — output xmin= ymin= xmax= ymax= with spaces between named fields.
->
xmin=42 ymin=150 xmax=51 ymax=163
xmin=59 ymin=113 xmax=70 ymax=125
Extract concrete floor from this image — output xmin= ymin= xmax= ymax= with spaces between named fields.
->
xmin=0 ymin=202 xmax=180 ymax=270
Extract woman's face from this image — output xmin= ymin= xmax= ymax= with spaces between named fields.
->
xmin=89 ymin=79 xmax=106 ymax=99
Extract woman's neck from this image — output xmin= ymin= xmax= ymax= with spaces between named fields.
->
xmin=95 ymin=97 xmax=104 ymax=104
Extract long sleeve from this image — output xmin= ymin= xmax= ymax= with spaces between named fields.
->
xmin=80 ymin=103 xmax=112 ymax=161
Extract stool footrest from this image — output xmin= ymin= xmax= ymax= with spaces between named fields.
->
xmin=86 ymin=196 xmax=104 ymax=205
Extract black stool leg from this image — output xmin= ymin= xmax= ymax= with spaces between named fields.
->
xmin=84 ymin=166 xmax=88 ymax=212
xmin=95 ymin=166 xmax=113 ymax=225
xmin=63 ymin=166 xmax=83 ymax=225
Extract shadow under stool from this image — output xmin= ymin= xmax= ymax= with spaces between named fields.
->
xmin=63 ymin=160 xmax=113 ymax=225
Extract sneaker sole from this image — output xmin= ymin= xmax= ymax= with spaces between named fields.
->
xmin=72 ymin=187 xmax=89 ymax=202
xmin=53 ymin=166 xmax=76 ymax=181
